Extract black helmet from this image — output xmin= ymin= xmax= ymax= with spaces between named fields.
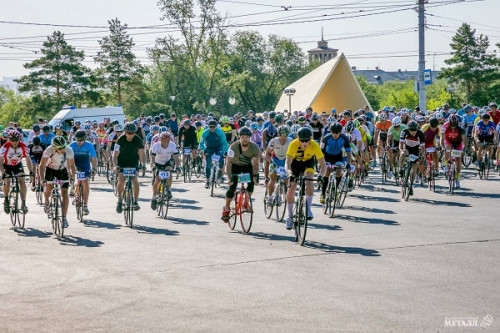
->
xmin=407 ymin=120 xmax=418 ymax=131
xmin=297 ymin=127 xmax=312 ymax=140
xmin=33 ymin=136 xmax=41 ymax=145
xmin=51 ymin=136 xmax=67 ymax=149
xmin=154 ymin=116 xmax=161 ymax=122
xmin=449 ymin=114 xmax=459 ymax=127
xmin=345 ymin=121 xmax=355 ymax=134
xmin=112 ymin=119 xmax=119 ymax=125
xmin=238 ymin=126 xmax=252 ymax=137
xmin=194 ymin=121 xmax=202 ymax=127
xmin=208 ymin=120 xmax=217 ymax=127
xmin=330 ymin=122 xmax=343 ymax=134
xmin=311 ymin=114 xmax=319 ymax=121
xmin=124 ymin=122 xmax=137 ymax=132
xmin=429 ymin=117 xmax=439 ymax=128
xmin=269 ymin=111 xmax=276 ymax=119
xmin=75 ymin=130 xmax=86 ymax=140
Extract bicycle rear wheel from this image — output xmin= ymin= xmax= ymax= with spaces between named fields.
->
xmin=275 ymin=182 xmax=287 ymax=222
xmin=294 ymin=196 xmax=308 ymax=246
xmin=228 ymin=196 xmax=238 ymax=230
xmin=381 ymin=153 xmax=388 ymax=183
xmin=161 ymin=183 xmax=170 ymax=219
xmin=123 ymin=188 xmax=134 ymax=227
xmin=336 ymin=176 xmax=348 ymax=208
xmin=76 ymin=184 xmax=84 ymax=222
xmin=36 ymin=177 xmax=43 ymax=205
xmin=263 ymin=187 xmax=273 ymax=219
xmin=52 ymin=195 xmax=64 ymax=237
xmin=239 ymin=192 xmax=253 ymax=234
xmin=322 ymin=180 xmax=332 ymax=216
xmin=194 ymin=156 xmax=202 ymax=178
xmin=401 ymin=166 xmax=410 ymax=200
xmin=9 ymin=190 xmax=19 ymax=227
xmin=448 ymin=165 xmax=456 ymax=194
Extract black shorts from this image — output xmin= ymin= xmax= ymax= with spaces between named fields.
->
xmin=323 ymin=152 xmax=344 ymax=165
xmin=226 ymin=164 xmax=254 ymax=199
xmin=45 ymin=168 xmax=70 ymax=189
xmin=3 ymin=163 xmax=25 ymax=176
xmin=478 ymin=135 xmax=494 ymax=144
xmin=290 ymin=158 xmax=315 ymax=178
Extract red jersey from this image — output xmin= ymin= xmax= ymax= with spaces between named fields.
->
xmin=442 ymin=122 xmax=465 ymax=143
xmin=488 ymin=111 xmax=500 ymax=125
xmin=0 ymin=141 xmax=29 ymax=166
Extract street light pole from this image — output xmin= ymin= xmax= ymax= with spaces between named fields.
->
xmin=284 ymin=88 xmax=296 ymax=114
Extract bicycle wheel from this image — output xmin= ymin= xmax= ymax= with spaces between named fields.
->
xmin=294 ymin=196 xmax=308 ymax=246
xmin=52 ymin=195 xmax=64 ymax=238
xmin=404 ymin=167 xmax=412 ymax=201
xmin=239 ymin=192 xmax=253 ymax=234
xmin=210 ymin=168 xmax=216 ymax=197
xmin=336 ymin=175 xmax=348 ymax=208
xmin=393 ymin=162 xmax=400 ymax=186
xmin=194 ymin=156 xmax=202 ymax=178
xmin=485 ymin=155 xmax=490 ymax=179
xmin=401 ymin=166 xmax=410 ymax=200
xmin=263 ymin=187 xmax=273 ymax=219
xmin=323 ymin=179 xmax=333 ymax=216
xmin=106 ymin=162 xmax=112 ymax=184
xmin=228 ymin=195 xmax=238 ymax=230
xmin=381 ymin=153 xmax=388 ymax=183
xmin=329 ymin=181 xmax=338 ymax=218
xmin=183 ymin=163 xmax=188 ymax=183
xmin=112 ymin=175 xmax=118 ymax=196
xmin=275 ymin=182 xmax=287 ymax=222
xmin=123 ymin=188 xmax=134 ymax=227
xmin=162 ymin=183 xmax=170 ymax=219
xmin=36 ymin=177 xmax=43 ymax=205
xmin=448 ymin=165 xmax=456 ymax=194
xmin=9 ymin=189 xmax=19 ymax=227
xmin=76 ymin=184 xmax=84 ymax=223
xmin=462 ymin=150 xmax=472 ymax=167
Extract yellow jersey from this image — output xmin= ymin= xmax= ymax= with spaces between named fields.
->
xmin=286 ymin=139 xmax=324 ymax=162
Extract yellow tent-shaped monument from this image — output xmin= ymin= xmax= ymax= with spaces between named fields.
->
xmin=275 ymin=53 xmax=371 ymax=113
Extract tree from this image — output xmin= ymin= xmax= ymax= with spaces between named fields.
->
xmin=16 ymin=31 xmax=89 ymax=107
xmin=95 ymin=18 xmax=143 ymax=106
xmin=439 ymin=23 xmax=499 ymax=105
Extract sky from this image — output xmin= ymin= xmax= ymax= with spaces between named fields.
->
xmin=0 ymin=0 xmax=499 ymax=79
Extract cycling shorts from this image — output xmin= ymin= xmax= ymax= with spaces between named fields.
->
xmin=45 ymin=167 xmax=70 ymax=189
xmin=478 ymin=135 xmax=494 ymax=144
xmin=3 ymin=163 xmax=25 ymax=176
xmin=443 ymin=140 xmax=464 ymax=151
xmin=324 ymin=152 xmax=345 ymax=165
xmin=290 ymin=158 xmax=316 ymax=177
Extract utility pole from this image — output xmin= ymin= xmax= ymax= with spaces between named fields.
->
xmin=418 ymin=0 xmax=426 ymax=112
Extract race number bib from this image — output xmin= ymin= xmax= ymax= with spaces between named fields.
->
xmin=237 ymin=173 xmax=251 ymax=184
xmin=123 ymin=168 xmax=136 ymax=176
xmin=159 ymin=170 xmax=170 ymax=180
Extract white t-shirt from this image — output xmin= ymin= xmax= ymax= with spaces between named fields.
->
xmin=28 ymin=131 xmax=40 ymax=144
xmin=349 ymin=128 xmax=362 ymax=143
xmin=267 ymin=136 xmax=292 ymax=160
xmin=151 ymin=141 xmax=178 ymax=165
xmin=43 ymin=146 xmax=74 ymax=170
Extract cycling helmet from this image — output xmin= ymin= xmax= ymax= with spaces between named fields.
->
xmin=278 ymin=125 xmax=290 ymax=136
xmin=208 ymin=120 xmax=217 ymax=127
xmin=379 ymin=113 xmax=387 ymax=121
xmin=7 ymin=130 xmax=20 ymax=140
xmin=75 ymin=130 xmax=86 ymax=140
xmin=42 ymin=125 xmax=50 ymax=132
xmin=250 ymin=122 xmax=258 ymax=131
xmin=245 ymin=120 xmax=252 ymax=127
xmin=238 ymin=126 xmax=252 ymax=137
xmin=464 ymin=104 xmax=472 ymax=112
xmin=183 ymin=119 xmax=191 ymax=126
xmin=311 ymin=114 xmax=319 ymax=121
xmin=112 ymin=119 xmax=119 ymax=125
xmin=83 ymin=124 xmax=92 ymax=131
xmin=220 ymin=116 xmax=229 ymax=124
xmin=290 ymin=124 xmax=301 ymax=135
xmin=74 ymin=120 xmax=81 ymax=126
xmin=353 ymin=119 xmax=361 ymax=128
xmin=429 ymin=117 xmax=439 ymax=128
xmin=256 ymin=116 xmax=264 ymax=122
xmin=488 ymin=102 xmax=497 ymax=108
xmin=159 ymin=126 xmax=168 ymax=133
xmin=269 ymin=111 xmax=276 ymax=119
xmin=449 ymin=108 xmax=457 ymax=114
xmin=392 ymin=116 xmax=402 ymax=127
xmin=228 ymin=117 xmax=234 ymax=122
xmin=146 ymin=116 xmax=152 ymax=122
xmin=263 ymin=111 xmax=269 ymax=117
xmin=449 ymin=114 xmax=459 ymax=127
xmin=482 ymin=113 xmax=491 ymax=120
xmin=194 ymin=121 xmax=202 ymax=127
xmin=297 ymin=116 xmax=306 ymax=124
xmin=114 ymin=124 xmax=124 ymax=132
xmin=275 ymin=114 xmax=284 ymax=123
xmin=151 ymin=125 xmax=160 ymax=131
xmin=92 ymin=120 xmax=98 ymax=125
xmin=33 ymin=124 xmax=40 ymax=131
xmin=154 ymin=116 xmax=161 ymax=122
xmin=98 ymin=122 xmax=105 ymax=128
xmin=390 ymin=106 xmax=396 ymax=113
xmin=458 ymin=108 xmax=465 ymax=114
xmin=330 ymin=123 xmax=343 ymax=134
xmin=407 ymin=120 xmax=418 ymax=131
xmin=382 ymin=106 xmax=390 ymax=112
xmin=33 ymin=136 xmax=41 ymax=145
xmin=416 ymin=115 xmax=425 ymax=123
xmin=435 ymin=112 xmax=443 ymax=120
xmin=297 ymin=127 xmax=313 ymax=140
xmin=51 ymin=136 xmax=67 ymax=149
xmin=290 ymin=115 xmax=297 ymax=121
xmin=345 ymin=121 xmax=355 ymax=134
xmin=124 ymin=122 xmax=137 ymax=132
xmin=159 ymin=132 xmax=172 ymax=140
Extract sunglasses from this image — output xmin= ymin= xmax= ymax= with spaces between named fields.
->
xmin=10 ymin=138 xmax=19 ymax=142
xmin=125 ymin=132 xmax=135 ymax=135
xmin=55 ymin=146 xmax=66 ymax=150
xmin=209 ymin=126 xmax=216 ymax=129
xmin=299 ymin=138 xmax=310 ymax=143
xmin=76 ymin=138 xmax=85 ymax=141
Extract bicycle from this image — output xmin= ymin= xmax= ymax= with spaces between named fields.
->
xmin=33 ymin=163 xmax=44 ymax=205
xmin=401 ymin=154 xmax=419 ymax=201
xmin=478 ymin=143 xmax=495 ymax=180
xmin=182 ymin=148 xmax=193 ymax=183
xmin=209 ymin=154 xmax=222 ymax=197
xmin=447 ymin=149 xmax=462 ymax=193
xmin=228 ymin=173 xmax=253 ymax=234
xmin=156 ymin=169 xmax=171 ymax=219
xmin=263 ymin=165 xmax=287 ymax=222
xmin=47 ymin=178 xmax=68 ymax=238
xmin=291 ymin=173 xmax=312 ymax=246
xmin=425 ymin=147 xmax=436 ymax=192
xmin=380 ymin=145 xmax=389 ymax=183
xmin=462 ymin=138 xmax=475 ymax=168
xmin=322 ymin=162 xmax=345 ymax=218
xmin=121 ymin=168 xmax=136 ymax=228
xmin=5 ymin=174 xmax=26 ymax=229
xmin=73 ymin=171 xmax=86 ymax=223
xmin=193 ymin=149 xmax=203 ymax=178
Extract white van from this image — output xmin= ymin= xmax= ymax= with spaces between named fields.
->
xmin=49 ymin=106 xmax=126 ymax=131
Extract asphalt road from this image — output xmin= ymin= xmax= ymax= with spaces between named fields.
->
xmin=0 ymin=166 xmax=498 ymax=332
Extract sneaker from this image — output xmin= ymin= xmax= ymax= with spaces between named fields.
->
xmin=264 ymin=177 xmax=269 ymax=186
xmin=388 ymin=170 xmax=393 ymax=179
xmin=133 ymin=202 xmax=140 ymax=211
xmin=63 ymin=217 xmax=69 ymax=228
xmin=44 ymin=203 xmax=50 ymax=214
xmin=151 ymin=198 xmax=157 ymax=210
xmin=286 ymin=217 xmax=293 ymax=230
xmin=31 ymin=186 xmax=36 ymax=192
xmin=83 ymin=206 xmax=89 ymax=215
xmin=3 ymin=200 xmax=10 ymax=214
xmin=319 ymin=195 xmax=325 ymax=204
xmin=455 ymin=180 xmax=461 ymax=189
xmin=307 ymin=210 xmax=313 ymax=220
xmin=221 ymin=207 xmax=230 ymax=222
xmin=348 ymin=178 xmax=354 ymax=190
xmin=21 ymin=204 xmax=28 ymax=214
xmin=205 ymin=181 xmax=210 ymax=189
xmin=116 ymin=201 xmax=123 ymax=214
xmin=267 ymin=197 xmax=274 ymax=207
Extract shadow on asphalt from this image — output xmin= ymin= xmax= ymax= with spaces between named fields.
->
xmin=167 ymin=216 xmax=209 ymax=225
xmin=335 ymin=214 xmax=400 ymax=226
xmin=170 ymin=188 xmax=189 ymax=193
xmin=58 ymin=235 xmax=104 ymax=247
xmin=304 ymin=241 xmax=381 ymax=256
xmin=448 ymin=191 xmax=500 ymax=199
xmin=250 ymin=231 xmax=296 ymax=242
xmin=83 ymin=219 xmax=121 ymax=230
xmin=133 ymin=225 xmax=180 ymax=236
xmin=359 ymin=184 xmax=400 ymax=194
xmin=350 ymin=194 xmax=401 ymax=203
xmin=343 ymin=205 xmax=396 ymax=215
xmin=13 ymin=227 xmax=52 ymax=238
xmin=409 ymin=198 xmax=472 ymax=207
xmin=90 ymin=187 xmax=114 ymax=193
xmin=307 ymin=223 xmax=343 ymax=231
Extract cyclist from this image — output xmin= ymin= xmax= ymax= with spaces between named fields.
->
xmin=0 ymin=130 xmax=33 ymax=214
xmin=387 ymin=116 xmax=406 ymax=179
xmin=39 ymin=125 xmax=56 ymax=147
xmin=28 ymin=124 xmax=41 ymax=144
xmin=420 ymin=117 xmax=441 ymax=177
xmin=113 ymin=122 xmax=145 ymax=213
xmin=220 ymin=116 xmax=236 ymax=144
xmin=375 ymin=112 xmax=392 ymax=162
xmin=488 ymin=102 xmax=499 ymax=125
xmin=39 ymin=136 xmax=76 ymax=228
xmin=320 ymin=123 xmax=352 ymax=204
xmin=399 ymin=120 xmax=425 ymax=196
xmin=69 ymin=130 xmax=97 ymax=215
xmin=475 ymin=113 xmax=497 ymax=169
xmin=199 ymin=120 xmax=228 ymax=189
xmin=107 ymin=124 xmax=124 ymax=170
xmin=28 ymin=136 xmax=45 ymax=191
xmin=178 ymin=119 xmax=198 ymax=168
xmin=68 ymin=120 xmax=82 ymax=142
xmin=221 ymin=127 xmax=260 ymax=221
xmin=150 ymin=132 xmax=180 ymax=210
xmin=265 ymin=125 xmax=292 ymax=206
xmin=310 ymin=114 xmax=324 ymax=143
xmin=441 ymin=114 xmax=467 ymax=188
xmin=285 ymin=127 xmax=326 ymax=229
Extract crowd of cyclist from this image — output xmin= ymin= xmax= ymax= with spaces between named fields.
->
xmin=1 ymin=101 xmax=498 ymax=232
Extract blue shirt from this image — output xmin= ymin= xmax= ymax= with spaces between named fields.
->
xmin=69 ymin=141 xmax=97 ymax=168
xmin=38 ymin=133 xmax=55 ymax=147
xmin=322 ymin=133 xmax=351 ymax=156
xmin=167 ymin=119 xmax=179 ymax=134
xmin=475 ymin=120 xmax=496 ymax=137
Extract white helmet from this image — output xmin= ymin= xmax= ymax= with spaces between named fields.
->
xmin=434 ymin=112 xmax=443 ymax=120
xmin=379 ymin=113 xmax=388 ymax=121
xmin=114 ymin=124 xmax=124 ymax=132
xmin=392 ymin=116 xmax=402 ymax=127
xmin=290 ymin=124 xmax=301 ymax=134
